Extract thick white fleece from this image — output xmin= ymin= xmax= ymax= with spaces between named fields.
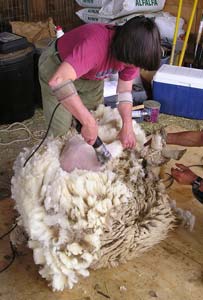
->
xmin=11 ymin=105 xmax=176 ymax=291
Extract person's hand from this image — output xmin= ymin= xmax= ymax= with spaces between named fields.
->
xmin=171 ymin=163 xmax=198 ymax=185
xmin=118 ymin=124 xmax=136 ymax=149
xmin=81 ymin=120 xmax=98 ymax=145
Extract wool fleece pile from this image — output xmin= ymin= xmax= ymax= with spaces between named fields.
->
xmin=12 ymin=105 xmax=177 ymax=291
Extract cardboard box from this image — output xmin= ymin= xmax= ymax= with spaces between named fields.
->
xmin=153 ymin=64 xmax=203 ymax=119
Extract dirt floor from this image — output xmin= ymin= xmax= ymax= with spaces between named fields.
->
xmin=0 ymin=110 xmax=203 ymax=299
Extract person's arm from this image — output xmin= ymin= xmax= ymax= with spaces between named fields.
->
xmin=166 ymin=131 xmax=203 ymax=147
xmin=49 ymin=61 xmax=98 ymax=145
xmin=116 ymin=78 xmax=136 ymax=149
xmin=171 ymin=163 xmax=203 ymax=204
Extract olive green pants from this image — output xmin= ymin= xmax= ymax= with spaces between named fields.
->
xmin=38 ymin=40 xmax=104 ymax=136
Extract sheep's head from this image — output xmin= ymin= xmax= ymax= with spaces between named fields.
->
xmin=141 ymin=127 xmax=187 ymax=167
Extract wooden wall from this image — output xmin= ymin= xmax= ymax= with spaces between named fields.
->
xmin=0 ymin=0 xmax=202 ymax=33
xmin=0 ymin=0 xmax=81 ymax=32
xmin=27 ymin=0 xmax=81 ymax=30
xmin=164 ymin=0 xmax=203 ymax=34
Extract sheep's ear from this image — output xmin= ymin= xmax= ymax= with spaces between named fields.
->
xmin=162 ymin=148 xmax=187 ymax=160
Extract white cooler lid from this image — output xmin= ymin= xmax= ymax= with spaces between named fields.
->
xmin=153 ymin=64 xmax=203 ymax=89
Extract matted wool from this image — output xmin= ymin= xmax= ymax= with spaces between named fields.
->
xmin=11 ymin=105 xmax=182 ymax=291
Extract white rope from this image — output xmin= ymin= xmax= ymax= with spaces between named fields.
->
xmin=0 ymin=122 xmax=45 ymax=146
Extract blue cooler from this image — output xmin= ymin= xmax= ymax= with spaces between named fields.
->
xmin=152 ymin=64 xmax=203 ymax=119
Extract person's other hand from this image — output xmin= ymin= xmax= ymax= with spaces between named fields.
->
xmin=81 ymin=120 xmax=98 ymax=145
xmin=171 ymin=163 xmax=197 ymax=185
xmin=118 ymin=125 xmax=136 ymax=149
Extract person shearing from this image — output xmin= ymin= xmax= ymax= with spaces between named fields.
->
xmin=38 ymin=16 xmax=161 ymax=149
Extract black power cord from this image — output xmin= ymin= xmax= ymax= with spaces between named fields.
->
xmin=0 ymin=224 xmax=17 ymax=273
xmin=23 ymin=103 xmax=61 ymax=167
xmin=0 ymin=242 xmax=16 ymax=273
xmin=0 ymin=223 xmax=17 ymax=240
xmin=0 ymin=103 xmax=61 ymax=273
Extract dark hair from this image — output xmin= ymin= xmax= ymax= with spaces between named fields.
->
xmin=111 ymin=16 xmax=161 ymax=71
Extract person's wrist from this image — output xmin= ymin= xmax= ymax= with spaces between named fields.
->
xmin=82 ymin=116 xmax=96 ymax=128
xmin=191 ymin=177 xmax=203 ymax=204
xmin=122 ymin=119 xmax=133 ymax=129
xmin=191 ymin=176 xmax=203 ymax=190
xmin=190 ymin=175 xmax=199 ymax=185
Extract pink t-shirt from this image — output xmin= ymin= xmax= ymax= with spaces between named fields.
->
xmin=57 ymin=23 xmax=139 ymax=81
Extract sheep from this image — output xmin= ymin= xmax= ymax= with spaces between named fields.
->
xmin=11 ymin=104 xmax=186 ymax=291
